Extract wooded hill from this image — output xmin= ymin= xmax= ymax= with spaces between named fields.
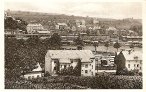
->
xmin=6 ymin=10 xmax=142 ymax=30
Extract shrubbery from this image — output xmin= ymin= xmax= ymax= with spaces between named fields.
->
xmin=5 ymin=74 xmax=142 ymax=89
xmin=66 ymin=75 xmax=142 ymax=89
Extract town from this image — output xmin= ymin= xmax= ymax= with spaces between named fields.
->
xmin=5 ymin=9 xmax=142 ymax=89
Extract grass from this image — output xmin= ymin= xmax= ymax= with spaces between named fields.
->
xmin=5 ymin=75 xmax=142 ymax=89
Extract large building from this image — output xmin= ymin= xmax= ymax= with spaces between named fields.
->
xmin=117 ymin=50 xmax=142 ymax=72
xmin=45 ymin=50 xmax=96 ymax=76
xmin=26 ymin=23 xmax=44 ymax=34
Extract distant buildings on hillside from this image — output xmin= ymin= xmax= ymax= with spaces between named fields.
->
xmin=26 ymin=23 xmax=50 ymax=34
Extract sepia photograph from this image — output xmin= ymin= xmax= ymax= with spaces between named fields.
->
xmin=4 ymin=0 xmax=144 ymax=90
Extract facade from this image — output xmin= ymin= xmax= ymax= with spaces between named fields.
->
xmin=117 ymin=50 xmax=142 ymax=72
xmin=21 ymin=63 xmax=43 ymax=79
xmin=26 ymin=23 xmax=44 ymax=34
xmin=23 ymin=72 xmax=43 ymax=79
xmin=55 ymin=23 xmax=68 ymax=30
xmin=45 ymin=50 xmax=96 ymax=76
xmin=94 ymin=52 xmax=116 ymax=73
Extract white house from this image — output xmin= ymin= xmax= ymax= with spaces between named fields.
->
xmin=26 ymin=23 xmax=44 ymax=34
xmin=45 ymin=50 xmax=96 ymax=76
xmin=117 ymin=50 xmax=142 ymax=72
xmin=21 ymin=63 xmax=43 ymax=79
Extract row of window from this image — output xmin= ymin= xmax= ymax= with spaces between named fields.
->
xmin=82 ymin=70 xmax=94 ymax=75
xmin=27 ymin=75 xmax=40 ymax=79
xmin=128 ymin=64 xmax=142 ymax=70
xmin=82 ymin=64 xmax=93 ymax=68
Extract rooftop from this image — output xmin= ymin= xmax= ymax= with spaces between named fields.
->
xmin=117 ymin=50 xmax=142 ymax=60
xmin=46 ymin=50 xmax=94 ymax=63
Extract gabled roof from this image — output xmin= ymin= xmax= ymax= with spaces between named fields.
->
xmin=117 ymin=50 xmax=142 ymax=61
xmin=46 ymin=50 xmax=94 ymax=63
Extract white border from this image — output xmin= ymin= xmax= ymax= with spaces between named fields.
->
xmin=1 ymin=0 xmax=145 ymax=92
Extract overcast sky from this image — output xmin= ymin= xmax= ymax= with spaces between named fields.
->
xmin=4 ymin=0 xmax=142 ymax=19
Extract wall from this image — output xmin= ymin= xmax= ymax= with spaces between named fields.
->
xmin=45 ymin=52 xmax=52 ymax=75
xmin=126 ymin=60 xmax=142 ymax=72
xmin=23 ymin=73 xmax=42 ymax=79
xmin=81 ymin=59 xmax=96 ymax=76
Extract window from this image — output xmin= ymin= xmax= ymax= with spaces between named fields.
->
xmin=54 ymin=67 xmax=56 ymax=70
xmin=134 ymin=56 xmax=138 ymax=59
xmin=137 ymin=64 xmax=139 ymax=68
xmin=85 ymin=64 xmax=88 ymax=68
xmin=92 ymin=65 xmax=93 ymax=69
xmin=134 ymin=64 xmax=136 ymax=67
xmin=128 ymin=64 xmax=130 ymax=68
xmin=64 ymin=65 xmax=67 ymax=69
xmin=70 ymin=59 xmax=73 ymax=63
xmin=85 ymin=70 xmax=88 ymax=73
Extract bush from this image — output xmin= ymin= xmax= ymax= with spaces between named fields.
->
xmin=66 ymin=75 xmax=142 ymax=89
xmin=116 ymin=67 xmax=128 ymax=75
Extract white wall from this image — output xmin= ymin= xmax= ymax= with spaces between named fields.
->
xmin=126 ymin=60 xmax=142 ymax=72
xmin=81 ymin=59 xmax=96 ymax=76
xmin=23 ymin=73 xmax=42 ymax=79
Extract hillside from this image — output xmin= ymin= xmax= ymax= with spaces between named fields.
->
xmin=6 ymin=10 xmax=142 ymax=30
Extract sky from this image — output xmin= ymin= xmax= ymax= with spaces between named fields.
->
xmin=4 ymin=0 xmax=142 ymax=19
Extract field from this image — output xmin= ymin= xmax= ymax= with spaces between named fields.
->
xmin=5 ymin=75 xmax=142 ymax=89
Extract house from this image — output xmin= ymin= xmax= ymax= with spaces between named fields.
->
xmin=21 ymin=63 xmax=43 ymax=79
xmin=45 ymin=50 xmax=96 ymax=76
xmin=107 ymin=27 xmax=118 ymax=35
xmin=94 ymin=52 xmax=116 ymax=74
xmin=76 ymin=19 xmax=86 ymax=26
xmin=117 ymin=50 xmax=142 ymax=72
xmin=26 ymin=23 xmax=44 ymax=34
xmin=55 ymin=23 xmax=68 ymax=30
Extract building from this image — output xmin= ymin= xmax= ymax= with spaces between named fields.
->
xmin=94 ymin=52 xmax=116 ymax=74
xmin=45 ymin=50 xmax=96 ymax=76
xmin=55 ymin=23 xmax=68 ymax=30
xmin=26 ymin=23 xmax=44 ymax=34
xmin=76 ymin=19 xmax=86 ymax=26
xmin=117 ymin=50 xmax=142 ymax=72
xmin=21 ymin=63 xmax=43 ymax=79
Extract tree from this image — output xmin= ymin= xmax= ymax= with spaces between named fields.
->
xmin=26 ymin=35 xmax=40 ymax=47
xmin=93 ymin=42 xmax=98 ymax=53
xmin=48 ymin=33 xmax=62 ymax=50
xmin=114 ymin=51 xmax=127 ymax=75
xmin=113 ymin=42 xmax=121 ymax=52
xmin=5 ymin=17 xmax=18 ymax=30
xmin=104 ymin=41 xmax=110 ymax=52
xmin=74 ymin=36 xmax=84 ymax=50
xmin=5 ymin=17 xmax=28 ymax=33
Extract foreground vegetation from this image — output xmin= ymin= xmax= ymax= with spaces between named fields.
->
xmin=5 ymin=75 xmax=142 ymax=89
